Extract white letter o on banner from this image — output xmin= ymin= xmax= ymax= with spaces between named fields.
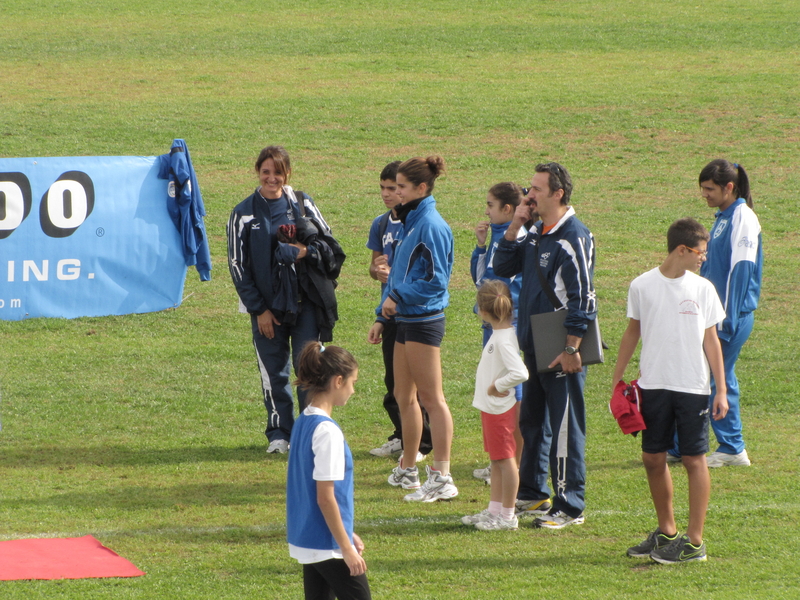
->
xmin=47 ymin=180 xmax=88 ymax=229
xmin=0 ymin=182 xmax=25 ymax=231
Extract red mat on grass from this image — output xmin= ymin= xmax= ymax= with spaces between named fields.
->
xmin=0 ymin=535 xmax=145 ymax=580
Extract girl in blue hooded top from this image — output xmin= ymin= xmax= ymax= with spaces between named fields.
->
xmin=469 ymin=182 xmax=527 ymax=483
xmin=371 ymin=156 xmax=458 ymax=502
xmin=695 ymin=160 xmax=762 ymax=468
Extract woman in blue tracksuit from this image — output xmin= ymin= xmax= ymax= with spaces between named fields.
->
xmin=696 ymin=159 xmax=762 ymax=467
xmin=227 ymin=146 xmax=345 ymax=455
xmin=375 ymin=156 xmax=458 ymax=502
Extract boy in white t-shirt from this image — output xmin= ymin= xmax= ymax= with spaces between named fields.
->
xmin=612 ymin=218 xmax=728 ymax=564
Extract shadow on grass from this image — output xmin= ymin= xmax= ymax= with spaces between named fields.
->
xmin=1 ymin=444 xmax=271 ymax=467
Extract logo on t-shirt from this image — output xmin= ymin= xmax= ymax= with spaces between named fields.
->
xmin=738 ymin=236 xmax=756 ymax=249
xmin=713 ymin=218 xmax=728 ymax=239
xmin=679 ymin=299 xmax=700 ymax=315
xmin=487 ymin=343 xmax=494 ymax=354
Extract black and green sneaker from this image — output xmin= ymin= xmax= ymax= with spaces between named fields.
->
xmin=650 ymin=534 xmax=707 ymax=564
xmin=626 ymin=528 xmax=678 ymax=558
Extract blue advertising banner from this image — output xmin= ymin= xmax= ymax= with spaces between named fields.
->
xmin=0 ymin=156 xmax=191 ymax=320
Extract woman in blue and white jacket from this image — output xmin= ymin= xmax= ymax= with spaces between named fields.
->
xmin=695 ymin=159 xmax=763 ymax=468
xmin=370 ymin=156 xmax=458 ymax=502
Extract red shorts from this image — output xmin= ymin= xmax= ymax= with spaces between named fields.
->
xmin=481 ymin=406 xmax=517 ymax=461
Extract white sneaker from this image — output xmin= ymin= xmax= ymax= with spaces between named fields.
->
xmin=475 ymin=514 xmax=519 ymax=531
xmin=370 ymin=438 xmax=402 ymax=457
xmin=397 ymin=451 xmax=426 ymax=463
xmin=388 ymin=465 xmax=421 ymax=489
xmin=514 ymin=498 xmax=552 ymax=517
xmin=267 ymin=439 xmax=289 ymax=454
xmin=461 ymin=509 xmax=494 ymax=526
xmin=666 ymin=453 xmax=682 ymax=464
xmin=403 ymin=466 xmax=458 ymax=502
xmin=534 ymin=510 xmax=585 ymax=529
xmin=472 ymin=465 xmax=491 ymax=485
xmin=706 ymin=449 xmax=751 ymax=468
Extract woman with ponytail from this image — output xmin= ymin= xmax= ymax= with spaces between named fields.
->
xmin=671 ymin=159 xmax=763 ymax=468
xmin=286 ymin=342 xmax=371 ymax=600
xmin=370 ymin=156 xmax=458 ymax=502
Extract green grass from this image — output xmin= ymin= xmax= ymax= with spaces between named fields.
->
xmin=2 ymin=0 xmax=799 ymax=598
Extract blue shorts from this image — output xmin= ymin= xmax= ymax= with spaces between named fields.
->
xmin=640 ymin=388 xmax=710 ymax=456
xmin=395 ymin=316 xmax=445 ymax=348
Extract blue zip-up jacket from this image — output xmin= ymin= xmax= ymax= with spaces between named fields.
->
xmin=493 ymin=206 xmax=596 ymax=354
xmin=701 ymin=198 xmax=763 ymax=342
xmin=157 ymin=138 xmax=212 ymax=281
xmin=376 ymin=195 xmax=453 ymax=322
xmin=470 ymin=221 xmax=525 ymax=318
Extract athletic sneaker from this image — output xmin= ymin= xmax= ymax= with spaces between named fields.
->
xmin=627 ymin=528 xmax=679 ymax=558
xmin=534 ymin=510 xmax=585 ymax=529
xmin=267 ymin=439 xmax=289 ymax=454
xmin=706 ymin=449 xmax=751 ymax=468
xmin=650 ymin=534 xmax=707 ymax=564
xmin=370 ymin=438 xmax=402 ymax=457
xmin=388 ymin=465 xmax=421 ymax=489
xmin=397 ymin=451 xmax=426 ymax=463
xmin=461 ymin=509 xmax=495 ymax=526
xmin=403 ymin=466 xmax=458 ymax=502
xmin=472 ymin=465 xmax=491 ymax=485
xmin=475 ymin=514 xmax=519 ymax=531
xmin=515 ymin=498 xmax=552 ymax=517
xmin=666 ymin=453 xmax=682 ymax=464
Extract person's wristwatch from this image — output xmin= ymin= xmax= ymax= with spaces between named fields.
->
xmin=564 ymin=346 xmax=580 ymax=355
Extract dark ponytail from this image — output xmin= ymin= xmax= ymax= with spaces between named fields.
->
xmin=398 ymin=156 xmax=445 ymax=193
xmin=699 ymin=159 xmax=753 ymax=209
xmin=294 ymin=342 xmax=358 ymax=398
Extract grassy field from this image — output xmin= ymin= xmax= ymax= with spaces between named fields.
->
xmin=1 ymin=0 xmax=799 ymax=598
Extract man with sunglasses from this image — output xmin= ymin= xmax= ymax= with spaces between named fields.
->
xmin=493 ymin=162 xmax=596 ymax=529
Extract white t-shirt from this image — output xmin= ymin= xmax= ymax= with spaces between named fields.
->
xmin=288 ymin=406 xmax=346 ymax=564
xmin=473 ymin=327 xmax=529 ymax=414
xmin=627 ymin=267 xmax=725 ymax=395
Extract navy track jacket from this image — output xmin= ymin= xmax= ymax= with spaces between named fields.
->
xmin=493 ymin=206 xmax=597 ymax=354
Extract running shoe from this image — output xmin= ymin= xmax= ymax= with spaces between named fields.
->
xmin=461 ymin=509 xmax=495 ymax=526
xmin=627 ymin=528 xmax=679 ymax=558
xmin=650 ymin=534 xmax=707 ymax=564
xmin=706 ymin=450 xmax=750 ymax=468
xmin=403 ymin=466 xmax=458 ymax=502
xmin=388 ymin=465 xmax=420 ymax=489
xmin=515 ymin=498 xmax=552 ymax=517
xmin=267 ymin=439 xmax=289 ymax=454
xmin=472 ymin=465 xmax=491 ymax=485
xmin=370 ymin=438 xmax=402 ymax=457
xmin=534 ymin=510 xmax=585 ymax=529
xmin=475 ymin=514 xmax=519 ymax=531
xmin=397 ymin=451 xmax=426 ymax=463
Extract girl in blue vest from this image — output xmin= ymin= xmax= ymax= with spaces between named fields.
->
xmin=286 ymin=342 xmax=371 ymax=600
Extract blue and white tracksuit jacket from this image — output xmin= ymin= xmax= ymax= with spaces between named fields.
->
xmin=376 ymin=195 xmax=453 ymax=325
xmin=493 ymin=206 xmax=596 ymax=518
xmin=471 ymin=221 xmax=525 ymax=400
xmin=702 ymin=198 xmax=763 ymax=455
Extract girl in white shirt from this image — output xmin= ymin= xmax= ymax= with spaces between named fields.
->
xmin=462 ymin=280 xmax=529 ymax=531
